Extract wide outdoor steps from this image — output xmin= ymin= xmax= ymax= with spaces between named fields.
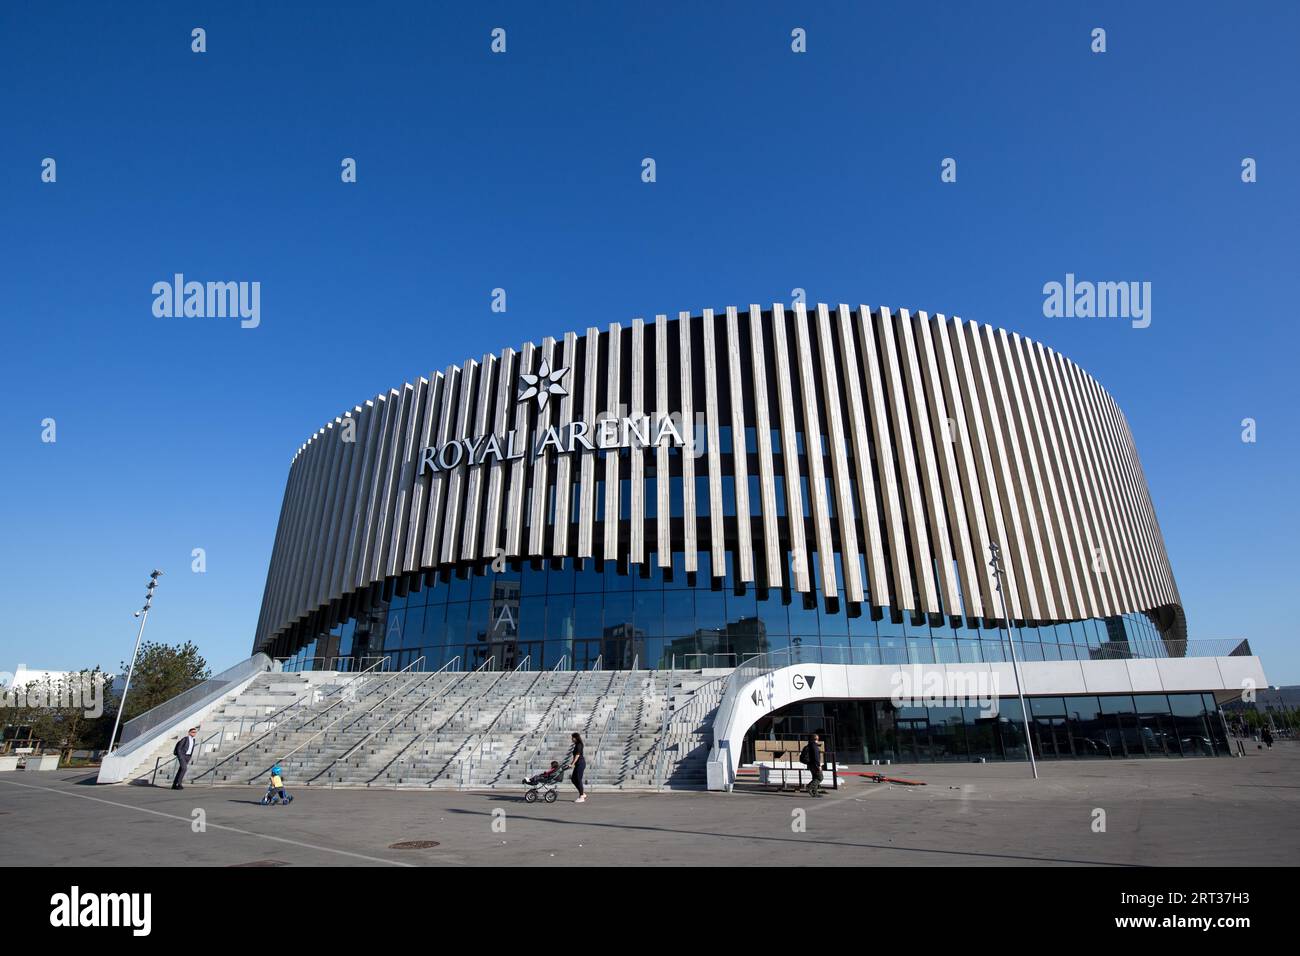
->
xmin=173 ymin=667 xmax=721 ymax=792
xmin=127 ymin=672 xmax=318 ymax=784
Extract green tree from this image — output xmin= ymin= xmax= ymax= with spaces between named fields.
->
xmin=114 ymin=640 xmax=211 ymax=723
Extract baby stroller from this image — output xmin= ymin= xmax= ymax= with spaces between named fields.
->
xmin=522 ymin=763 xmax=565 ymax=803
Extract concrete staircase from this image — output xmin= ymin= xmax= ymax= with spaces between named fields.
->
xmin=655 ymin=673 xmax=726 ymax=790
xmin=169 ymin=666 xmax=724 ymax=792
xmin=130 ymin=671 xmax=320 ymax=785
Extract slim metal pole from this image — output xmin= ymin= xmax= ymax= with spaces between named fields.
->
xmin=989 ymin=543 xmax=1037 ymax=780
xmin=107 ymin=609 xmax=150 ymax=754
xmin=107 ymin=570 xmax=162 ymax=754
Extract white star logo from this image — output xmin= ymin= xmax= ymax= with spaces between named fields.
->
xmin=518 ymin=359 xmax=569 ymax=411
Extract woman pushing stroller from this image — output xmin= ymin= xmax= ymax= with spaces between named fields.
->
xmin=520 ymin=732 xmax=587 ymax=804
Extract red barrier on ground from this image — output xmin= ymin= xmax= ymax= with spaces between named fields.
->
xmin=841 ymin=771 xmax=927 ymax=786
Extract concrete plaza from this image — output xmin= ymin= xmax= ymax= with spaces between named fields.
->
xmin=2 ymin=744 xmax=1296 ymax=867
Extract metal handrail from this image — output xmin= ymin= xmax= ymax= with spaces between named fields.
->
xmin=651 ymin=661 xmax=677 ymax=789
xmin=189 ymin=655 xmax=390 ymax=784
xmin=274 ymin=654 xmax=392 ymax=673
xmin=356 ymin=666 xmax=473 ymax=786
xmin=577 ymin=669 xmax=617 ymax=737
xmin=116 ymin=653 xmax=275 ymax=750
xmin=514 ymin=655 xmax=531 ymax=672
xmin=655 ymin=674 xmax=726 ymax=790
xmin=245 ymin=657 xmax=385 ymax=734
xmin=618 ymin=669 xmax=663 ymax=785
xmin=251 ymin=652 xmax=391 ymax=730
xmin=379 ymin=667 xmax=508 ymax=785
xmin=324 ymin=657 xmax=462 ymax=773
xmin=487 ymin=669 xmax=583 ymax=787
xmin=552 ymin=655 xmax=567 ymax=671
xmin=458 ymin=670 xmax=545 ymax=788
xmin=150 ymin=729 xmax=222 ymax=786
xmin=262 ymin=656 xmax=426 ymax=780
xmin=590 ymin=669 xmax=638 ymax=787
xmin=474 ymin=656 xmax=496 ymax=673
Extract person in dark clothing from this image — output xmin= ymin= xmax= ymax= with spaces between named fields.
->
xmin=570 ymin=732 xmax=587 ymax=803
xmin=1262 ymin=726 xmax=1274 ymax=749
xmin=172 ymin=727 xmax=198 ymax=790
xmin=800 ymin=733 xmax=824 ymax=797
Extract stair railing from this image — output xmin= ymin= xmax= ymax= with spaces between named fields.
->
xmin=654 ymin=674 xmax=727 ymax=790
xmin=309 ymin=658 xmax=461 ymax=783
xmin=150 ymin=729 xmax=222 ymax=786
xmin=590 ymin=669 xmax=638 ymax=788
xmin=652 ymin=670 xmax=677 ymax=790
xmin=190 ymin=655 xmax=389 ymax=784
xmin=377 ymin=667 xmax=508 ymax=786
xmin=487 ymin=669 xmax=581 ymax=787
xmin=260 ymin=656 xmax=427 ymax=780
xmin=458 ymin=670 xmax=544 ymax=787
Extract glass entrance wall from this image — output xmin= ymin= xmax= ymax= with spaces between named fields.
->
xmin=747 ymin=693 xmax=1228 ymax=764
xmin=273 ymin=553 xmax=1183 ymax=672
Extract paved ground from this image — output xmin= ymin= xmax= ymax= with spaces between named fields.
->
xmin=2 ymin=743 xmax=1297 ymax=866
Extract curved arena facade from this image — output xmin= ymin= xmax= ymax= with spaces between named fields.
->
xmin=253 ymin=303 xmax=1189 ymax=675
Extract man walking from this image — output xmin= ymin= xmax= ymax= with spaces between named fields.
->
xmin=172 ymin=727 xmax=198 ymax=790
xmin=801 ymin=732 xmax=824 ymax=797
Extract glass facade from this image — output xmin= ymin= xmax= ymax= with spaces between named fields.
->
xmin=279 ymin=553 xmax=1177 ymax=673
xmin=747 ymin=693 xmax=1231 ymax=764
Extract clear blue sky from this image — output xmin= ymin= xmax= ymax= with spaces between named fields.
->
xmin=2 ymin=2 xmax=1296 ymax=682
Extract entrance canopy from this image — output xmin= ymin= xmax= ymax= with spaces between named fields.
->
xmin=705 ymin=652 xmax=1267 ymax=790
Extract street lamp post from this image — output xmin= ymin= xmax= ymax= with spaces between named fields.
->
xmin=107 ymin=570 xmax=163 ymax=754
xmin=988 ymin=544 xmax=1038 ymax=780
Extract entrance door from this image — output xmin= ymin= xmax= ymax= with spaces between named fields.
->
xmin=1138 ymin=713 xmax=1180 ymax=756
xmin=1034 ymin=717 xmax=1073 ymax=758
xmin=896 ymin=717 xmax=930 ymax=762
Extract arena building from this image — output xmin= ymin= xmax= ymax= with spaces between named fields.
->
xmin=246 ymin=303 xmax=1264 ymax=773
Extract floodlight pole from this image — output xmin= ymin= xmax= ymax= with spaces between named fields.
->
xmin=107 ymin=570 xmax=163 ymax=754
xmin=989 ymin=544 xmax=1038 ymax=780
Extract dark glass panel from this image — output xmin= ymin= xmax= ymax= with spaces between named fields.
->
xmin=520 ymin=598 xmax=548 ymax=642
xmin=573 ymin=560 xmax=603 ymax=593
xmin=603 ymin=591 xmax=634 ymax=632
xmin=927 ymin=707 xmax=968 ymax=761
xmin=694 ymin=590 xmax=727 ymax=632
xmin=443 ymin=601 xmax=470 ymax=644
xmin=662 ymin=590 xmax=694 ymax=637
xmin=787 ymin=596 xmax=819 ymax=637
xmin=633 ymin=589 xmax=664 ymax=638
xmin=756 ymin=594 xmax=789 ymax=635
xmin=446 ymin=573 xmax=471 ymax=602
xmin=573 ymin=592 xmax=603 ymax=638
